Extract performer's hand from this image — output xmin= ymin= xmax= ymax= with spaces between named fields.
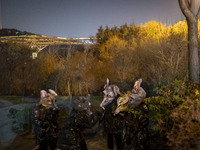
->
xmin=100 ymin=104 xmax=105 ymax=110
xmin=89 ymin=102 xmax=91 ymax=106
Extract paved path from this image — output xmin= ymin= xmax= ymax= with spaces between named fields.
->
xmin=0 ymin=99 xmax=12 ymax=108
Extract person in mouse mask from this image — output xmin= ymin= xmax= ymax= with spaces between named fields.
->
xmin=100 ymin=78 xmax=124 ymax=150
xmin=57 ymin=95 xmax=101 ymax=150
xmin=120 ymin=79 xmax=149 ymax=150
xmin=32 ymin=89 xmax=59 ymax=150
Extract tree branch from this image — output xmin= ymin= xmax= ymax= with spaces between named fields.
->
xmin=178 ymin=0 xmax=196 ymax=22
xmin=187 ymin=0 xmax=190 ymax=9
xmin=189 ymin=0 xmax=195 ymax=11
xmin=197 ymin=6 xmax=200 ymax=19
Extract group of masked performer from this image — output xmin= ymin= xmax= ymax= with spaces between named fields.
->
xmin=32 ymin=78 xmax=149 ymax=150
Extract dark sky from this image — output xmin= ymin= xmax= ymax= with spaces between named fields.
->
xmin=1 ymin=0 xmax=187 ymax=38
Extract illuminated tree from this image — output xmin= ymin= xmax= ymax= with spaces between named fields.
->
xmin=99 ymin=35 xmax=128 ymax=60
xmin=178 ymin=0 xmax=200 ymax=83
xmin=139 ymin=21 xmax=167 ymax=43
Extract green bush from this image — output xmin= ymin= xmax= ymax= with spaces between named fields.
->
xmin=11 ymin=106 xmax=32 ymax=132
xmin=145 ymin=79 xmax=200 ymax=149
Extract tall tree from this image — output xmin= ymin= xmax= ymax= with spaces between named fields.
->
xmin=178 ymin=0 xmax=199 ymax=83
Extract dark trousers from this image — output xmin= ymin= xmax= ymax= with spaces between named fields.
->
xmin=39 ymin=139 xmax=57 ymax=150
xmin=107 ymin=133 xmax=122 ymax=150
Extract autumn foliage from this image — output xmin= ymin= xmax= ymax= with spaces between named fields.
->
xmin=0 ymin=20 xmax=198 ymax=96
xmin=0 ymin=20 xmax=200 ymax=149
xmin=145 ymin=80 xmax=200 ymax=149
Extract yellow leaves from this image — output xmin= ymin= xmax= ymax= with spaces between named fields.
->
xmin=130 ymin=38 xmax=137 ymax=50
xmin=139 ymin=20 xmax=188 ymax=47
xmin=169 ymin=20 xmax=187 ymax=39
xmin=198 ymin=20 xmax=200 ymax=39
xmin=99 ymin=35 xmax=128 ymax=61
xmin=39 ymin=55 xmax=59 ymax=76
xmin=105 ymin=36 xmax=127 ymax=51
xmin=195 ymin=89 xmax=199 ymax=96
xmin=140 ymin=21 xmax=167 ymax=40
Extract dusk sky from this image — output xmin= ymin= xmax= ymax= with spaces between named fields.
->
xmin=1 ymin=0 xmax=194 ymax=38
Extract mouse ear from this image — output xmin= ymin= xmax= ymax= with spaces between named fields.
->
xmin=138 ymin=78 xmax=142 ymax=84
xmin=106 ymin=78 xmax=109 ymax=87
xmin=134 ymin=78 xmax=142 ymax=89
xmin=113 ymin=86 xmax=120 ymax=96
xmin=40 ymin=90 xmax=47 ymax=99
xmin=48 ymin=89 xmax=57 ymax=96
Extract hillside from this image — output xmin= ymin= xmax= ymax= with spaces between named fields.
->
xmin=0 ymin=28 xmax=36 ymax=37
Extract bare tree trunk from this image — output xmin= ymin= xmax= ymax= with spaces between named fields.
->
xmin=55 ymin=79 xmax=58 ymax=92
xmin=86 ymin=82 xmax=89 ymax=94
xmin=78 ymin=82 xmax=82 ymax=96
xmin=8 ymin=69 xmax=13 ymax=95
xmin=22 ymin=67 xmax=27 ymax=96
xmin=67 ymin=79 xmax=72 ymax=102
xmin=84 ymin=44 xmax=90 ymax=63
xmin=178 ymin=0 xmax=199 ymax=83
xmin=188 ymin=19 xmax=199 ymax=82
xmin=67 ymin=44 xmax=72 ymax=60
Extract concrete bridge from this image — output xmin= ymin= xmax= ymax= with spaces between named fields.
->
xmin=0 ymin=34 xmax=96 ymax=58
xmin=0 ymin=34 xmax=95 ymax=50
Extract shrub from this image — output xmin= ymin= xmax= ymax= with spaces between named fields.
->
xmin=145 ymin=80 xmax=200 ymax=149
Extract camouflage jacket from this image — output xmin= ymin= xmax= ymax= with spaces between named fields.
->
xmin=102 ymin=96 xmax=124 ymax=134
xmin=57 ymin=109 xmax=100 ymax=150
xmin=32 ymin=104 xmax=59 ymax=144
